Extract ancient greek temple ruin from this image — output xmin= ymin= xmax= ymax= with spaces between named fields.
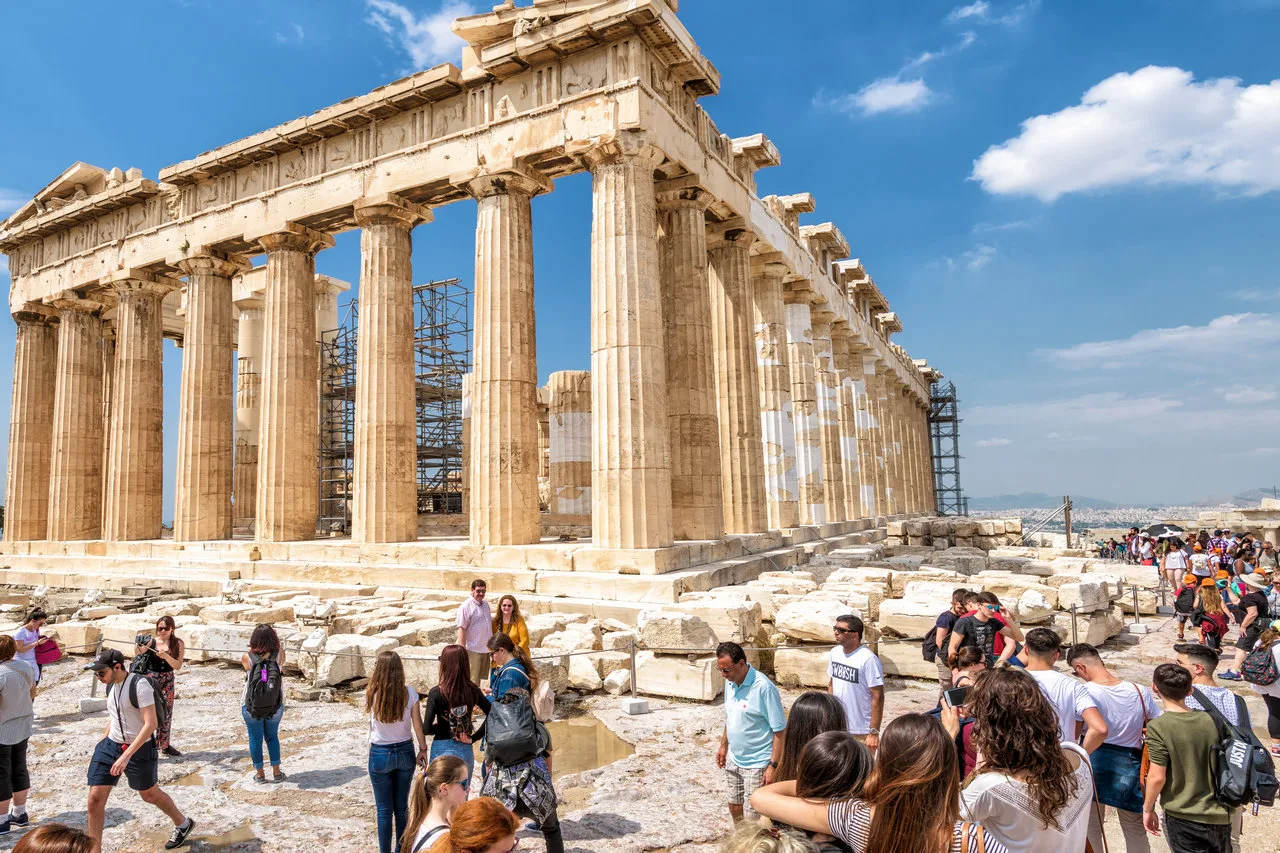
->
xmin=1 ymin=0 xmax=941 ymax=590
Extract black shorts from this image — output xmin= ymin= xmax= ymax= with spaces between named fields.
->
xmin=1236 ymin=629 xmax=1262 ymax=652
xmin=87 ymin=737 xmax=158 ymax=791
xmin=0 ymin=740 xmax=29 ymax=801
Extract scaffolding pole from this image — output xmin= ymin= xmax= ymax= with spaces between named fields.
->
xmin=929 ymin=380 xmax=968 ymax=517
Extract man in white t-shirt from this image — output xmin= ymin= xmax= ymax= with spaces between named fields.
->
xmin=84 ymin=649 xmax=193 ymax=853
xmin=1023 ymin=628 xmax=1107 ymax=751
xmin=455 ymin=579 xmax=493 ymax=686
xmin=828 ymin=615 xmax=884 ymax=751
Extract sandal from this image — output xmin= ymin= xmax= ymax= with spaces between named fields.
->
xmin=271 ymin=770 xmax=287 ymax=784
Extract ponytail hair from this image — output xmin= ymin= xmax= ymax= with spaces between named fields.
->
xmin=426 ymin=796 xmax=519 ymax=853
xmin=486 ymin=631 xmax=539 ymax=693
xmin=400 ymin=755 xmax=467 ymax=851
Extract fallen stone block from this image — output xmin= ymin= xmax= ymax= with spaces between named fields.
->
xmin=569 ymin=655 xmax=603 ymax=691
xmin=48 ymin=621 xmax=102 ymax=653
xmin=604 ymin=669 xmax=631 ymax=696
xmin=602 ymin=630 xmax=639 ymax=651
xmin=875 ymin=598 xmax=942 ymax=639
xmin=775 ymin=597 xmax=853 ymax=643
xmin=671 ymin=600 xmax=762 ymax=646
xmin=639 ymin=612 xmax=718 ymax=654
xmin=773 ymin=645 xmax=832 ymax=688
xmin=397 ymin=644 xmax=443 ymax=690
xmin=877 ymin=641 xmax=942 ymax=680
xmin=634 ymin=651 xmax=722 ymax=701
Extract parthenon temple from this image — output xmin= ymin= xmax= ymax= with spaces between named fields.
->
xmin=0 ymin=0 xmax=942 ymax=599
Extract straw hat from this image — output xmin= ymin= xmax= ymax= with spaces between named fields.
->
xmin=1240 ymin=572 xmax=1270 ymax=590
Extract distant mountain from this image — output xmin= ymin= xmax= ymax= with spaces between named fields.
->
xmin=968 ymin=492 xmax=1120 ymax=511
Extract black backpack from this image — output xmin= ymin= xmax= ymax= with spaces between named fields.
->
xmin=1192 ymin=688 xmax=1279 ymax=810
xmin=113 ymin=672 xmax=168 ymax=740
xmin=922 ymin=619 xmax=948 ymax=663
xmin=485 ymin=690 xmax=539 ymax=768
xmin=246 ymin=655 xmax=284 ymax=720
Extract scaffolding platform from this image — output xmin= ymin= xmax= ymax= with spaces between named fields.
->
xmin=929 ymin=380 xmax=968 ymax=517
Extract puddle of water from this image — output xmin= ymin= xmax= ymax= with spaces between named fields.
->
xmin=138 ymin=819 xmax=257 ymax=850
xmin=172 ymin=770 xmax=210 ymax=786
xmin=544 ymin=718 xmax=634 ymax=778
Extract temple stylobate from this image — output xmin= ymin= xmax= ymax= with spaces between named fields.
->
xmin=1 ymin=0 xmax=938 ymax=567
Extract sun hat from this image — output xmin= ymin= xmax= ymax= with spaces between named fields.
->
xmin=1241 ymin=572 xmax=1270 ymax=590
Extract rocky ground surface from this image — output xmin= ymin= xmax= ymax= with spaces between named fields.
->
xmin=14 ymin=609 xmax=1280 ymax=853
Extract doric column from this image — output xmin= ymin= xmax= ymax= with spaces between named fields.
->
xmin=708 ymin=222 xmax=767 ymax=535
xmin=831 ymin=324 xmax=863 ymax=521
xmin=100 ymin=331 xmax=115 ymax=530
xmin=351 ymin=195 xmax=430 ymax=544
xmin=461 ymin=373 xmax=472 ymax=517
xmin=657 ymin=180 xmax=723 ymax=540
xmin=104 ymin=276 xmax=172 ymax=541
xmin=889 ymin=383 xmax=909 ymax=514
xmin=856 ymin=354 xmax=885 ymax=519
xmin=4 ymin=309 xmax=58 ymax=541
xmin=174 ymin=254 xmax=241 ymax=541
xmin=462 ymin=169 xmax=548 ymax=547
xmin=234 ymin=300 xmax=264 ymax=528
xmin=922 ymin=401 xmax=937 ymax=512
xmin=47 ymin=296 xmax=105 ymax=541
xmin=752 ymin=258 xmax=798 ymax=530
xmin=549 ymin=370 xmax=592 ymax=515
xmin=784 ymin=295 xmax=825 ymax=526
xmin=255 ymin=225 xmax=334 ymax=542
xmin=869 ymin=364 xmax=892 ymax=517
xmin=811 ymin=313 xmax=845 ymax=523
xmin=585 ymin=134 xmax=673 ymax=549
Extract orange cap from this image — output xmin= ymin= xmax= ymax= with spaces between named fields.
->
xmin=1194 ymin=543 xmax=1204 ymax=552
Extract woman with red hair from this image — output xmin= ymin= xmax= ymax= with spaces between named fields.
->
xmin=426 ymin=797 xmax=518 ymax=853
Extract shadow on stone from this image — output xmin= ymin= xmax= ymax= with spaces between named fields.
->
xmin=558 ymin=812 xmax=643 ymax=841
xmin=280 ymin=765 xmax=366 ymax=790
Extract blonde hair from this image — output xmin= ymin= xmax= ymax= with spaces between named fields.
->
xmin=1199 ymin=584 xmax=1226 ymax=616
xmin=400 ymin=756 xmax=467 ymax=851
xmin=719 ymin=823 xmax=819 ymax=853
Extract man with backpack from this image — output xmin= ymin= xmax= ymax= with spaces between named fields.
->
xmin=924 ymin=588 xmax=969 ymax=703
xmin=84 ymin=649 xmax=194 ymax=853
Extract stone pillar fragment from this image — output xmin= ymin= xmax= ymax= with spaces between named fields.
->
xmin=657 ymin=182 xmax=723 ymax=540
xmin=831 ymin=326 xmax=863 ymax=520
xmin=234 ymin=302 xmax=264 ymax=528
xmin=104 ymin=278 xmax=170 ymax=541
xmin=4 ymin=311 xmax=58 ymax=541
xmin=174 ymin=255 xmax=240 ymax=541
xmin=585 ymin=135 xmax=673 ymax=549
xmin=255 ymin=225 xmax=334 ymax=542
xmin=47 ymin=297 xmax=104 ymax=541
xmin=707 ymin=223 xmax=767 ymax=536
xmin=352 ymin=196 xmax=430 ymax=544
xmin=811 ymin=314 xmax=845 ymax=523
xmin=549 ymin=370 xmax=592 ymax=515
xmin=784 ymin=297 xmax=825 ymax=526
xmin=752 ymin=260 xmax=798 ymax=530
xmin=464 ymin=169 xmax=547 ymax=547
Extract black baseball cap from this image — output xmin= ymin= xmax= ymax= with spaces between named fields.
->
xmin=84 ymin=648 xmax=125 ymax=672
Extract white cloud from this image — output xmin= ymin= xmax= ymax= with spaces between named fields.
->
xmin=973 ymin=66 xmax=1280 ymax=201
xmin=975 ymin=437 xmax=1014 ymax=447
xmin=972 ymin=217 xmax=1037 ymax=233
xmin=903 ymin=31 xmax=976 ymax=72
xmin=970 ymin=392 xmax=1186 ymax=427
xmin=946 ymin=244 xmax=997 ymax=272
xmin=275 ymin=22 xmax=305 ymax=44
xmin=365 ymin=0 xmax=475 ymax=71
xmin=835 ymin=78 xmax=933 ymax=116
xmin=947 ymin=0 xmax=1038 ymax=25
xmin=1224 ymin=388 xmax=1277 ymax=404
xmin=1234 ymin=287 xmax=1280 ymax=301
xmin=948 ymin=1 xmax=990 ymax=22
xmin=1037 ymin=313 xmax=1280 ymax=369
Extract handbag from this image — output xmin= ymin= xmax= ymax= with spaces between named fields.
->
xmin=1137 ymin=684 xmax=1152 ymax=789
xmin=34 ymin=637 xmax=62 ymax=666
xmin=484 ymin=690 xmax=539 ymax=768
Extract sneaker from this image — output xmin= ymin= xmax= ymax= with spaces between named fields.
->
xmin=165 ymin=818 xmax=196 ymax=850
xmin=1221 ymin=670 xmax=1243 ymax=681
xmin=0 ymin=818 xmax=9 ymax=834
xmin=163 ymin=746 xmax=183 ymax=757
xmin=9 ymin=811 xmax=28 ymax=827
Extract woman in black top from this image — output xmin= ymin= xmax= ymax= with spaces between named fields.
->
xmin=1224 ymin=572 xmax=1273 ymax=680
xmin=134 ymin=615 xmax=185 ymax=756
xmin=423 ymin=644 xmax=490 ymax=792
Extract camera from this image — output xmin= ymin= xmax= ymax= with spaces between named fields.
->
xmin=135 ymin=633 xmax=154 ymax=648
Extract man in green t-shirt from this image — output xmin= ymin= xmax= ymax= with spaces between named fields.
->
xmin=1143 ymin=663 xmax=1231 ymax=852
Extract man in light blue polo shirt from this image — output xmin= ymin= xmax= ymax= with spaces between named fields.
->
xmin=714 ymin=641 xmax=785 ymax=822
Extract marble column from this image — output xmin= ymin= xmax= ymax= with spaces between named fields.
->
xmin=461 ymin=373 xmax=472 ymax=517
xmin=100 ymin=332 xmax=115 ymax=530
xmin=850 ymin=348 xmax=878 ymax=519
xmin=870 ymin=365 xmax=892 ymax=517
xmin=174 ymin=255 xmax=240 ymax=541
xmin=47 ymin=297 xmax=105 ymax=541
xmin=255 ymin=225 xmax=334 ymax=542
xmin=784 ymin=296 xmax=825 ymax=526
xmin=549 ymin=370 xmax=592 ymax=515
xmin=831 ymin=325 xmax=863 ymax=521
xmin=857 ymin=355 xmax=886 ymax=519
xmin=465 ymin=170 xmax=547 ymax=547
xmin=585 ymin=134 xmax=673 ymax=549
xmin=811 ymin=314 xmax=846 ymax=523
xmin=351 ymin=195 xmax=430 ymax=544
xmin=708 ymin=223 xmax=767 ymax=535
xmin=752 ymin=259 xmax=799 ymax=530
xmin=657 ymin=181 xmax=723 ymax=540
xmin=4 ymin=310 xmax=58 ymax=541
xmin=234 ymin=301 xmax=264 ymax=529
xmin=890 ymin=384 xmax=910 ymax=514
xmin=103 ymin=278 xmax=170 ymax=541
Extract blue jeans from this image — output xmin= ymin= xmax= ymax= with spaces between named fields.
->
xmin=369 ymin=740 xmax=416 ymax=853
xmin=242 ymin=704 xmax=283 ymax=771
xmin=429 ymin=738 xmax=475 ymax=795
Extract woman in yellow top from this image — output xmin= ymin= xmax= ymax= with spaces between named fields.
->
xmin=491 ymin=594 xmax=530 ymax=655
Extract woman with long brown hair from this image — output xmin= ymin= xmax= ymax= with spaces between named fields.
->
xmin=134 ymin=615 xmax=185 ymax=756
xmin=367 ymin=650 xmax=428 ymax=853
xmin=402 ymin=755 xmax=469 ymax=852
xmin=13 ymin=823 xmax=92 ymax=853
xmin=774 ymin=691 xmax=846 ymax=784
xmin=424 ymin=645 xmax=490 ymax=794
xmin=749 ymin=713 xmax=1005 ymax=852
xmin=240 ymin=624 xmax=286 ymax=783
xmin=426 ymin=796 xmax=519 ymax=853
xmin=956 ymin=668 xmax=1091 ymax=852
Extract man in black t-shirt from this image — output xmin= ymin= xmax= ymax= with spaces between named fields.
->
xmin=931 ymin=588 xmax=971 ymax=701
xmin=1222 ymin=572 xmax=1273 ymax=681
xmin=947 ymin=593 xmax=1023 ymax=667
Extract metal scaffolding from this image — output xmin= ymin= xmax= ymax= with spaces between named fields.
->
xmin=929 ymin=380 xmax=968 ymax=516
xmin=317 ymin=278 xmax=471 ymax=533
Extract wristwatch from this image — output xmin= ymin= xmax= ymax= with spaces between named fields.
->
xmin=868 ymin=728 xmax=880 ymax=735
xmin=767 ymin=760 xmax=778 ymax=769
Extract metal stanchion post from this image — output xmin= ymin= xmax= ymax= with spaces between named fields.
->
xmin=1132 ymin=585 xmax=1141 ymax=624
xmin=629 ymin=641 xmax=638 ymax=697
xmin=1070 ymin=605 xmax=1079 ymax=646
xmin=89 ymin=638 xmax=104 ymax=698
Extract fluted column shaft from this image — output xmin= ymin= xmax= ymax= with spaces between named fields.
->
xmin=869 ymin=365 xmax=891 ymax=517
xmin=812 ymin=316 xmax=845 ymax=523
xmin=549 ymin=370 xmax=592 ymax=515
xmin=913 ymin=399 xmax=928 ymax=513
xmin=352 ymin=196 xmax=430 ymax=544
xmin=708 ymin=226 xmax=767 ymax=535
xmin=657 ymin=186 xmax=723 ymax=540
xmin=784 ymin=299 xmax=825 ymax=526
xmin=174 ymin=256 xmax=239 ymax=541
xmin=586 ymin=136 xmax=673 ymax=549
xmin=234 ymin=305 xmax=264 ymax=526
xmin=466 ymin=173 xmax=544 ymax=546
xmin=889 ymin=385 xmax=908 ymax=514
xmin=256 ymin=225 xmax=334 ymax=542
xmin=100 ymin=334 xmax=115 ymax=530
xmin=5 ymin=313 xmax=58 ymax=541
xmin=104 ymin=280 xmax=169 ymax=541
xmin=48 ymin=299 xmax=104 ymax=540
xmin=461 ymin=374 xmax=472 ymax=517
xmin=753 ymin=263 xmax=799 ymax=530
xmin=831 ymin=327 xmax=863 ymax=520
xmin=856 ymin=355 xmax=885 ymax=519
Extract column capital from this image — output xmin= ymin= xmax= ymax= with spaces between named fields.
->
xmin=750 ymin=251 xmax=791 ymax=280
xmin=578 ymin=131 xmax=665 ymax=172
xmin=177 ymin=250 xmax=250 ymax=279
xmin=44 ymin=290 xmax=105 ymax=315
xmin=12 ymin=302 xmax=57 ymax=324
xmin=102 ymin=270 xmax=177 ymax=299
xmin=456 ymin=164 xmax=552 ymax=201
xmin=254 ymin=223 xmax=335 ymax=256
xmin=654 ymin=175 xmax=713 ymax=211
xmin=782 ymin=285 xmax=820 ymax=306
xmin=706 ymin=220 xmax=756 ymax=251
xmin=353 ymin=192 xmax=433 ymax=228
xmin=810 ymin=305 xmax=835 ymax=325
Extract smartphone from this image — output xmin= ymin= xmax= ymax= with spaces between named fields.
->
xmin=943 ymin=686 xmax=970 ymax=708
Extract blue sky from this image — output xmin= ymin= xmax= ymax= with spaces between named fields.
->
xmin=1 ymin=0 xmax=1278 ymax=514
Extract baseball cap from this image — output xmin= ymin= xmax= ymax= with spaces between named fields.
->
xmin=84 ymin=648 xmax=125 ymax=672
